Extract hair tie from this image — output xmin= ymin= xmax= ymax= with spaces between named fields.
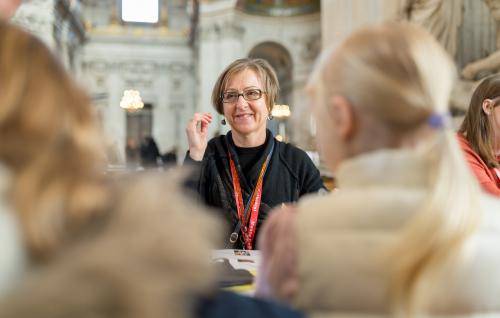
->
xmin=427 ymin=112 xmax=451 ymax=130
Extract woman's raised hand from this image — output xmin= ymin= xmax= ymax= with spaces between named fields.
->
xmin=186 ymin=112 xmax=212 ymax=161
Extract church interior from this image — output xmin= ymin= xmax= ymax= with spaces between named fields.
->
xmin=1 ymin=0 xmax=500 ymax=317
xmin=9 ymin=0 xmax=498 ymax=171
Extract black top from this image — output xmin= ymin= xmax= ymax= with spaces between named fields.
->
xmin=195 ymin=291 xmax=304 ymax=318
xmin=233 ymin=143 xmax=267 ymax=183
xmin=185 ymin=129 xmax=326 ymax=249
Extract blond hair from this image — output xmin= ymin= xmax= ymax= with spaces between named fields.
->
xmin=0 ymin=22 xmax=109 ymax=260
xmin=211 ymin=58 xmax=279 ymax=114
xmin=308 ymin=22 xmax=481 ymax=316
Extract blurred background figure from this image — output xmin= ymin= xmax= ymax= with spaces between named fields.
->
xmin=256 ymin=22 xmax=500 ymax=317
xmin=161 ymin=146 xmax=178 ymax=168
xmin=140 ymin=136 xmax=161 ymax=168
xmin=125 ymin=137 xmax=141 ymax=167
xmin=458 ymin=74 xmax=500 ymax=196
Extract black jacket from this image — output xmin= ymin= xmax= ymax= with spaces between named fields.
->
xmin=195 ymin=291 xmax=304 ymax=318
xmin=185 ymin=130 xmax=325 ymax=248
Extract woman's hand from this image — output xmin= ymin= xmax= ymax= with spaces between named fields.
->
xmin=185 ymin=112 xmax=212 ymax=161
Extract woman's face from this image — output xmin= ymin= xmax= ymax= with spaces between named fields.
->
xmin=222 ymin=69 xmax=269 ymax=138
xmin=489 ymin=102 xmax=500 ymax=150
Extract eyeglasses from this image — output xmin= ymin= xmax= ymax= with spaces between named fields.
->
xmin=221 ymin=88 xmax=265 ymax=103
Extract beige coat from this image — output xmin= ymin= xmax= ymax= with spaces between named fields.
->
xmin=258 ymin=148 xmax=500 ymax=318
xmin=0 ymin=173 xmax=221 ymax=318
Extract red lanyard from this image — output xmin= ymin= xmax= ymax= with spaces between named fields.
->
xmin=228 ymin=145 xmax=273 ymax=250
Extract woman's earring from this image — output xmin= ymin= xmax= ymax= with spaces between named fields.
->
xmin=267 ymin=114 xmax=274 ymax=121
xmin=221 ymin=118 xmax=226 ymax=125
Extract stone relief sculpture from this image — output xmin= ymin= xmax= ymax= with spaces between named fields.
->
xmin=402 ymin=0 xmax=500 ymax=111
xmin=401 ymin=0 xmax=470 ymax=110
xmin=402 ymin=0 xmax=463 ymax=57
xmin=462 ymin=0 xmax=500 ymax=80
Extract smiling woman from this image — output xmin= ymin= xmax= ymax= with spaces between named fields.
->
xmin=184 ymin=58 xmax=326 ymax=250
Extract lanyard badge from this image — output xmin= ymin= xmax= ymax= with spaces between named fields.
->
xmin=228 ymin=141 xmax=274 ymax=250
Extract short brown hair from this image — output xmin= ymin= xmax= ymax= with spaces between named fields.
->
xmin=211 ymin=58 xmax=279 ymax=114
xmin=459 ymin=74 xmax=500 ymax=168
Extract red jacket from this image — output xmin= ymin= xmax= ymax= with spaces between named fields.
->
xmin=457 ymin=133 xmax=500 ymax=196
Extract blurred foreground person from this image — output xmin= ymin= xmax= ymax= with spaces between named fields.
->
xmin=0 ymin=20 xmax=109 ymax=294
xmin=0 ymin=174 xmax=304 ymax=318
xmin=0 ymin=22 xmax=303 ymax=318
xmin=458 ymin=74 xmax=500 ymax=196
xmin=256 ymin=22 xmax=500 ymax=317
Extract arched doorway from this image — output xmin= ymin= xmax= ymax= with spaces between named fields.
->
xmin=248 ymin=42 xmax=293 ymax=141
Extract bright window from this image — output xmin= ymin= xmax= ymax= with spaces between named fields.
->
xmin=121 ymin=0 xmax=159 ymax=23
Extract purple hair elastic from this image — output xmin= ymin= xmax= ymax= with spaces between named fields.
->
xmin=428 ymin=113 xmax=451 ymax=129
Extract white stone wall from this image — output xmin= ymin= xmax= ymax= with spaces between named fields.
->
xmin=197 ymin=0 xmax=241 ymax=137
xmin=80 ymin=36 xmax=195 ymax=159
xmin=75 ymin=0 xmax=195 ymax=161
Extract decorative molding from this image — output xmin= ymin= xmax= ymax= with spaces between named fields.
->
xmin=83 ymin=59 xmax=191 ymax=74
xmin=200 ymin=19 xmax=245 ymax=40
xmin=236 ymin=0 xmax=320 ymax=17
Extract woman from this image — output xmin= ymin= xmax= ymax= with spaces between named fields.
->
xmin=185 ymin=58 xmax=325 ymax=250
xmin=256 ymin=22 xmax=500 ymax=317
xmin=458 ymin=74 xmax=500 ymax=196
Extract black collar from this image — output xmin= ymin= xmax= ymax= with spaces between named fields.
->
xmin=225 ymin=129 xmax=274 ymax=190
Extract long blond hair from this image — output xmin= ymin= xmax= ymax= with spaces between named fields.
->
xmin=308 ymin=22 xmax=481 ymax=316
xmin=0 ymin=22 xmax=109 ymax=260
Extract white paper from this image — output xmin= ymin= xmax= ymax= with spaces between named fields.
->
xmin=212 ymin=249 xmax=261 ymax=273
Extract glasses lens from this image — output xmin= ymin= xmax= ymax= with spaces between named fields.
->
xmin=223 ymin=91 xmax=238 ymax=103
xmin=243 ymin=89 xmax=262 ymax=101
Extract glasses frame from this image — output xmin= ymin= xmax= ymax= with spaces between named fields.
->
xmin=221 ymin=88 xmax=266 ymax=104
